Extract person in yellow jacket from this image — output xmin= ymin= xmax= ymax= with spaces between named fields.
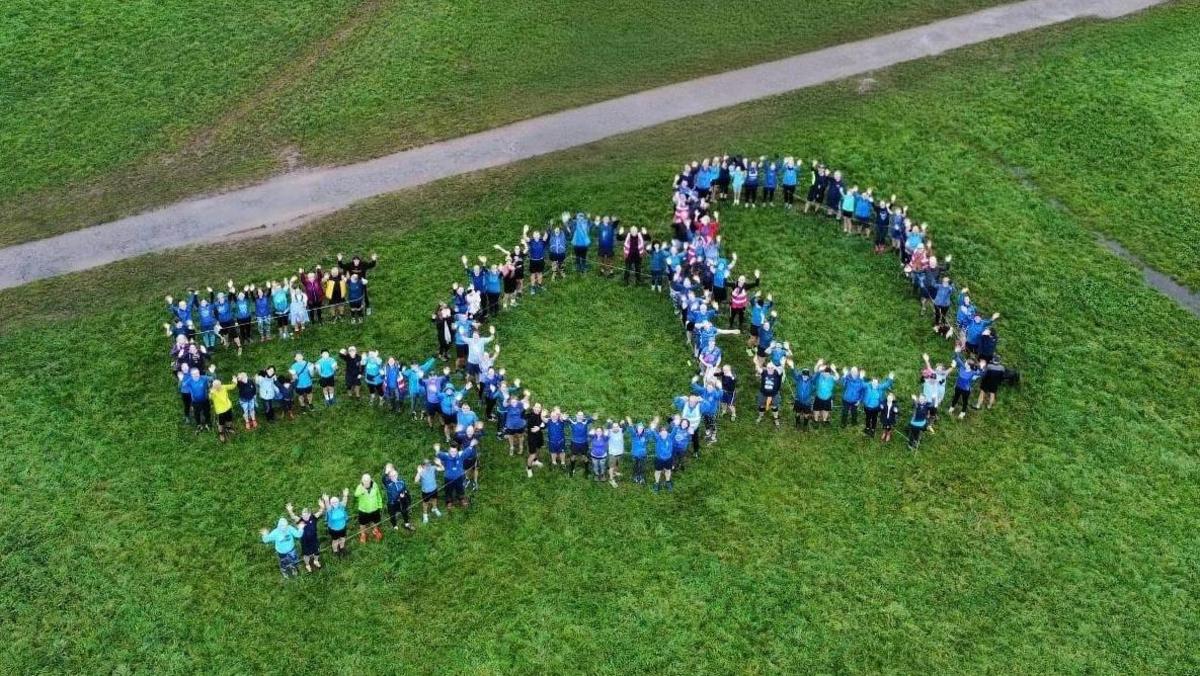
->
xmin=354 ymin=473 xmax=384 ymax=543
xmin=323 ymin=268 xmax=348 ymax=322
xmin=208 ymin=369 xmax=238 ymax=442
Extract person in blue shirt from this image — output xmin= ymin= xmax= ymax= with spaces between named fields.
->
xmin=570 ymin=212 xmax=592 ymax=272
xmin=812 ymin=360 xmax=838 ymax=425
xmin=674 ymin=392 xmax=704 ymax=460
xmin=315 ymin=350 xmax=339 ymax=406
xmin=690 ymin=377 xmax=723 ymax=444
xmin=253 ymin=287 xmax=272 ymax=341
xmin=544 ymin=408 xmax=568 ymax=468
xmin=320 ymin=488 xmax=350 ymax=558
xmin=787 ymin=360 xmax=815 ymax=429
xmin=260 ymin=517 xmax=303 ymax=578
xmin=415 ymin=458 xmax=443 ymax=524
xmin=907 ymin=394 xmax=933 ymax=450
xmin=862 ymin=372 xmax=895 ymax=437
xmin=669 ymin=417 xmax=693 ymax=473
xmin=435 ymin=443 xmax=477 ymax=510
xmin=184 ymin=366 xmax=214 ymax=430
xmin=346 ymin=274 xmax=368 ymax=324
xmin=288 ymin=353 xmax=315 ymax=411
xmin=596 ymin=216 xmax=618 ymax=277
xmin=965 ymin=312 xmax=1000 ymax=355
xmin=825 ymin=169 xmax=844 ymax=218
xmin=403 ymin=357 xmax=436 ymax=419
xmin=651 ymin=424 xmax=674 ymax=492
xmin=949 ymin=348 xmax=985 ymax=419
xmin=762 ymin=161 xmax=777 ymax=205
xmin=525 ymin=227 xmax=548 ymax=294
xmin=839 ymin=367 xmax=866 ymax=427
xmin=232 ymin=290 xmax=253 ymax=355
xmin=748 ymin=292 xmax=774 ymax=350
xmin=587 ymin=426 xmax=609 ymax=482
xmin=502 ymin=390 xmax=531 ymax=456
xmin=628 ymin=418 xmax=656 ymax=485
xmin=781 ymin=158 xmax=799 ymax=208
xmin=853 ymin=188 xmax=874 ymax=234
xmin=548 ymin=220 xmax=569 ymax=280
xmin=649 ymin=242 xmax=670 ymax=292
xmin=932 ymin=277 xmax=956 ymax=329
xmin=438 ymin=381 xmax=473 ymax=442
xmin=567 ymin=411 xmax=595 ymax=478
xmin=381 ymin=463 xmax=414 ymax=532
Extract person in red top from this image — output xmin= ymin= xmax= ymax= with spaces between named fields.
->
xmin=622 ymin=226 xmax=646 ymax=285
xmin=301 ymin=269 xmax=325 ymax=324
xmin=728 ymin=272 xmax=761 ymax=330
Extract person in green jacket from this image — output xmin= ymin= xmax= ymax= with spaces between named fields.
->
xmin=354 ymin=473 xmax=384 ymax=544
xmin=260 ymin=517 xmax=302 ymax=578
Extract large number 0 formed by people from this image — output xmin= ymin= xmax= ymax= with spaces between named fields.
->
xmin=167 ymin=156 xmax=1012 ymax=573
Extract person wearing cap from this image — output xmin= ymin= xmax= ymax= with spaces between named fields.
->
xmin=354 ymin=473 xmax=384 ymax=544
xmin=260 ymin=517 xmax=302 ymax=578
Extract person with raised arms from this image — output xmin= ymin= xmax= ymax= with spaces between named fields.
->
xmin=567 ymin=411 xmax=594 ymax=478
xmin=315 ymin=349 xmax=338 ymax=407
xmin=525 ymin=403 xmax=546 ymax=478
xmin=907 ymin=394 xmax=933 ymax=450
xmin=670 ymin=417 xmax=693 ymax=473
xmin=544 ymin=407 xmax=568 ymax=470
xmin=948 ymin=348 xmax=985 ymax=420
xmin=438 ymin=379 xmax=473 ymax=443
xmin=208 ymin=368 xmax=238 ymax=442
xmin=651 ymin=422 xmax=674 ymax=492
xmin=382 ymin=463 xmax=414 ymax=532
xmin=362 ymin=350 xmax=384 ymax=407
xmin=921 ymin=353 xmax=952 ymax=434
xmin=862 ymin=372 xmax=896 ymax=437
xmin=839 ymin=366 xmax=865 ymax=428
xmin=338 ymin=346 xmax=363 ymax=401
xmin=755 ymin=361 xmax=783 ymax=427
xmin=435 ymin=443 xmax=476 ymax=511
xmin=464 ymin=324 xmax=496 ymax=383
xmin=527 ymin=227 xmax=548 ymax=294
xmin=628 ymin=418 xmax=656 ymax=485
xmin=570 ymin=211 xmax=592 ymax=273
xmin=354 ymin=473 xmax=384 ymax=544
xmin=718 ymin=364 xmax=739 ymax=421
xmin=588 ymin=424 xmax=609 ymax=482
xmin=880 ymin=392 xmax=901 ymax=443
xmin=260 ymin=517 xmax=303 ymax=579
xmin=285 ymin=501 xmax=324 ymax=573
xmin=502 ymin=388 xmax=531 ymax=457
xmin=548 ymin=220 xmax=569 ymax=281
xmin=691 ymin=376 xmax=723 ymax=445
xmin=415 ymin=458 xmax=443 ymax=524
xmin=787 ymin=360 xmax=815 ymax=430
xmin=812 ymin=360 xmax=838 ymax=426
xmin=321 ymin=488 xmax=350 ymax=558
xmin=606 ymin=419 xmax=628 ymax=488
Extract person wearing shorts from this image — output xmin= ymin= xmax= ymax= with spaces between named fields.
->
xmin=415 ymin=459 xmax=443 ymax=524
xmin=354 ymin=474 xmax=384 ymax=544
xmin=812 ymin=360 xmax=837 ymax=426
xmin=322 ymin=489 xmax=350 ymax=558
xmin=503 ymin=394 xmax=529 ymax=457
xmin=880 ymin=393 xmax=900 ymax=443
xmin=544 ymin=408 xmax=567 ymax=469
xmin=315 ymin=350 xmax=338 ymax=406
xmin=755 ymin=362 xmax=783 ymax=426
xmin=567 ymin=412 xmax=593 ymax=478
xmin=651 ymin=425 xmax=674 ymax=492
xmin=286 ymin=502 xmax=323 ymax=573
xmin=977 ymin=360 xmax=1005 ymax=411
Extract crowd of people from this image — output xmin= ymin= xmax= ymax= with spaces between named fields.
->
xmin=163 ymin=253 xmax=379 ymax=355
xmin=156 ymin=154 xmax=1015 ymax=577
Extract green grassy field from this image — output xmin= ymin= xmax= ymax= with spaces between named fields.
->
xmin=2 ymin=3 xmax=1199 ymax=674
xmin=0 ymin=0 xmax=1010 ymax=246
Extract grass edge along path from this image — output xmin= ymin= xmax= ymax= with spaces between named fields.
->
xmin=0 ymin=0 xmax=1167 ymax=290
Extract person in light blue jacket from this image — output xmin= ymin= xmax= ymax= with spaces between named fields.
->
xmin=862 ymin=372 xmax=895 ymax=437
xmin=260 ymin=517 xmax=302 ymax=578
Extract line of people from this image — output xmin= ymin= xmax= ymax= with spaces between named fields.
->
xmin=163 ymin=253 xmax=379 ymax=354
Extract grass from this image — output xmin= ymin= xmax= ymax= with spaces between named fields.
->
xmin=0 ymin=0 xmax=1012 ymax=246
xmin=2 ymin=3 xmax=1200 ymax=673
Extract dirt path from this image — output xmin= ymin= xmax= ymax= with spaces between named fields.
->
xmin=0 ymin=0 xmax=1164 ymax=290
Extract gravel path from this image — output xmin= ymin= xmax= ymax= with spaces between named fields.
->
xmin=0 ymin=0 xmax=1164 ymax=290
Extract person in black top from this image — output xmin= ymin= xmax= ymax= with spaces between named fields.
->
xmin=340 ymin=252 xmax=378 ymax=315
xmin=756 ymin=361 xmax=783 ymax=426
xmin=286 ymin=502 xmax=324 ymax=573
xmin=431 ymin=305 xmax=453 ymax=360
xmin=235 ymin=372 xmax=258 ymax=430
xmin=525 ymin=403 xmax=545 ymax=478
xmin=977 ymin=360 xmax=1005 ymax=411
xmin=880 ymin=393 xmax=900 ymax=443
xmin=339 ymin=346 xmax=364 ymax=400
xmin=718 ymin=364 xmax=738 ymax=421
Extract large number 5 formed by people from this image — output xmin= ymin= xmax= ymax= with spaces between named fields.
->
xmin=162 ymin=155 xmax=1015 ymax=578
